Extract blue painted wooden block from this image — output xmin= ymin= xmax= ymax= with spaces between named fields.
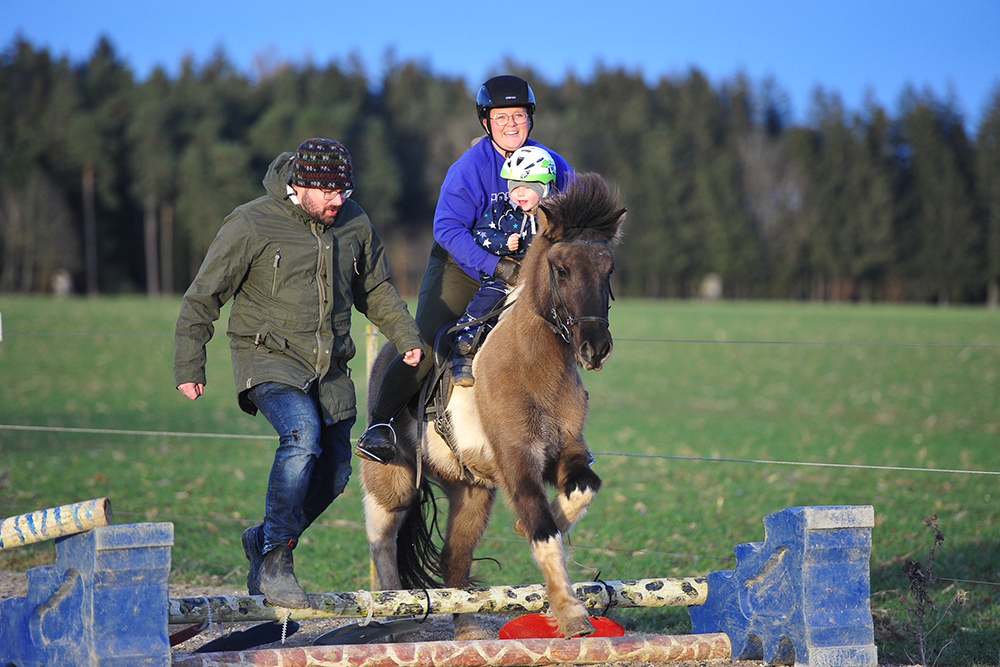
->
xmin=0 ymin=522 xmax=174 ymax=666
xmin=689 ymin=505 xmax=877 ymax=666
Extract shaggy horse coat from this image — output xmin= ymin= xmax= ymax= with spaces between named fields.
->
xmin=361 ymin=173 xmax=626 ymax=639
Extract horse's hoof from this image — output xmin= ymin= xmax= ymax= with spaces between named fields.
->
xmin=513 ymin=518 xmax=528 ymax=538
xmin=453 ymin=614 xmax=487 ymax=641
xmin=561 ymin=616 xmax=596 ymax=639
xmin=455 ymin=626 xmax=488 ymax=641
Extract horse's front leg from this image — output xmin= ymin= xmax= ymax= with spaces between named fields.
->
xmin=514 ymin=437 xmax=601 ymax=537
xmin=504 ymin=462 xmax=595 ymax=639
xmin=528 ymin=521 xmax=595 ymax=639
xmin=360 ymin=460 xmax=418 ymax=591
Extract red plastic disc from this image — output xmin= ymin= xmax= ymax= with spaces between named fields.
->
xmin=499 ymin=613 xmax=625 ymax=639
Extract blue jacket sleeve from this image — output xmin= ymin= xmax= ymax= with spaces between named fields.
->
xmin=433 ymin=144 xmax=501 ymax=279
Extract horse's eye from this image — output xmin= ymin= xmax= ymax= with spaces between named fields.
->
xmin=556 ymin=266 xmax=569 ymax=278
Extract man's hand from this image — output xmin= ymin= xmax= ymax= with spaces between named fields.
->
xmin=402 ymin=348 xmax=424 ymax=367
xmin=177 ymin=382 xmax=205 ymax=400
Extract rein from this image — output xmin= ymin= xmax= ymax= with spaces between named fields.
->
xmin=546 ymin=241 xmax=614 ymax=344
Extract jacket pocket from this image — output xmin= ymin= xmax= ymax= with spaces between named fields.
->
xmin=254 ymin=329 xmax=289 ymax=353
xmin=332 ymin=314 xmax=355 ymax=361
xmin=270 ymin=249 xmax=281 ymax=296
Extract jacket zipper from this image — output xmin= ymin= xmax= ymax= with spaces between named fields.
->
xmin=311 ymin=224 xmax=326 ymax=375
xmin=271 ymin=249 xmax=281 ymax=296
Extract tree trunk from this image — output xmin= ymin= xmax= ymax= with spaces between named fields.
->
xmin=82 ymin=164 xmax=99 ymax=295
xmin=144 ymin=193 xmax=159 ymax=295
xmin=160 ymin=202 xmax=174 ymax=295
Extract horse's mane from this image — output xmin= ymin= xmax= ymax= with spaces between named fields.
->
xmin=538 ymin=172 xmax=626 ymax=244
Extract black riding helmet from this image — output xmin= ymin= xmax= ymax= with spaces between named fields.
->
xmin=476 ymin=75 xmax=536 ymax=145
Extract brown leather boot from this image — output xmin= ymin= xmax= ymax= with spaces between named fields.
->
xmin=258 ymin=545 xmax=310 ymax=608
xmin=241 ymin=525 xmax=264 ymax=595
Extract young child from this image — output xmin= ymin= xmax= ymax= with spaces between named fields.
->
xmin=452 ymin=145 xmax=556 ymax=386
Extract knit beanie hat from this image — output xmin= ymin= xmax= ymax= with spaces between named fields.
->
xmin=290 ymin=138 xmax=354 ymax=190
xmin=508 ymin=179 xmax=549 ymax=200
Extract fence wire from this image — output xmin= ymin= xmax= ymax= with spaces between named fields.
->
xmin=2 ymin=330 xmax=998 ymax=591
xmin=3 ymin=423 xmax=998 ymax=477
xmin=5 ymin=330 xmax=1000 ymax=349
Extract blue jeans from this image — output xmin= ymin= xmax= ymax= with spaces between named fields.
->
xmin=247 ymin=381 xmax=354 ymax=553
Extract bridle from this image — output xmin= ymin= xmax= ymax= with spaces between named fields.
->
xmin=546 ymin=240 xmax=615 ymax=344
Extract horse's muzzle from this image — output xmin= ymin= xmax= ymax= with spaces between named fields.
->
xmin=576 ymin=329 xmax=613 ymax=371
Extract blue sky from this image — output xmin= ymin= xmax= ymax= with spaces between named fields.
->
xmin=4 ymin=0 xmax=999 ymax=130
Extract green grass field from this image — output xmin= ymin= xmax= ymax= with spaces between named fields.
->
xmin=1 ymin=296 xmax=997 ymax=664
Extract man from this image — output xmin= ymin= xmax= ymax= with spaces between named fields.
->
xmin=174 ymin=138 xmax=424 ymax=608
xmin=356 ymin=75 xmax=573 ymax=465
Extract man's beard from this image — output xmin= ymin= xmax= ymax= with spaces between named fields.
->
xmin=307 ymin=203 xmax=340 ymax=225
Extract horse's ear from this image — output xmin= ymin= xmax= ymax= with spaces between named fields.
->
xmin=611 ymin=207 xmax=627 ymax=243
xmin=537 ymin=204 xmax=562 ymax=242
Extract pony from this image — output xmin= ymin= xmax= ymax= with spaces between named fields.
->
xmin=360 ymin=172 xmax=626 ymax=640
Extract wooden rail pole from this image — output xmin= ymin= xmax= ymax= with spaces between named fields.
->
xmin=0 ymin=497 xmax=112 ymax=550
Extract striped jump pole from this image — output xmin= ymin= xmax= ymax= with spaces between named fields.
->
xmin=0 ymin=497 xmax=112 ymax=550
xmin=172 ymin=633 xmax=733 ymax=667
xmin=169 ymin=576 xmax=708 ymax=624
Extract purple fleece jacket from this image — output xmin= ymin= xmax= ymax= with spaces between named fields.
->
xmin=433 ymin=137 xmax=574 ymax=280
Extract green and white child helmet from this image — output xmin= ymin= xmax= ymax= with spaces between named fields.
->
xmin=501 ymin=146 xmax=557 ymax=198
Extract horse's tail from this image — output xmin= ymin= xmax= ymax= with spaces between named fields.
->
xmin=396 ymin=477 xmax=445 ymax=590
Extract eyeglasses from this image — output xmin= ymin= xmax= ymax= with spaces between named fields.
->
xmin=490 ymin=111 xmax=529 ymax=127
xmin=319 ymin=188 xmax=353 ymax=200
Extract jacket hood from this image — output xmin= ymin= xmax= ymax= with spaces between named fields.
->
xmin=263 ymin=151 xmax=297 ymax=201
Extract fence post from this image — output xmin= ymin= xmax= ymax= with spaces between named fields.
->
xmin=364 ymin=323 xmax=379 ymax=591
xmin=365 ymin=324 xmax=379 ymax=383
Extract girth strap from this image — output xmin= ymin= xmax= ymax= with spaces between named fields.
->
xmin=418 ymin=332 xmax=477 ymax=484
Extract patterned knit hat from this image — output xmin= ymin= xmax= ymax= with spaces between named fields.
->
xmin=290 ymin=138 xmax=354 ymax=190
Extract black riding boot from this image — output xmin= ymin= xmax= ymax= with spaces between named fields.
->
xmin=356 ymin=422 xmax=397 ymax=465
xmin=258 ymin=545 xmax=310 ymax=608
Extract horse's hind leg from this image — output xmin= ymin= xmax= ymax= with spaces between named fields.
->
xmin=361 ymin=461 xmax=418 ymax=591
xmin=439 ymin=481 xmax=496 ymax=640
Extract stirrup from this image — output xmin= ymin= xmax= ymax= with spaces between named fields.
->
xmin=356 ymin=422 xmax=397 ymax=465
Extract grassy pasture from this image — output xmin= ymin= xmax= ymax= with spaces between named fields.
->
xmin=0 ymin=296 xmax=997 ymax=664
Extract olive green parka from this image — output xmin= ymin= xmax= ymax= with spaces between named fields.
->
xmin=173 ymin=151 xmax=423 ymax=423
